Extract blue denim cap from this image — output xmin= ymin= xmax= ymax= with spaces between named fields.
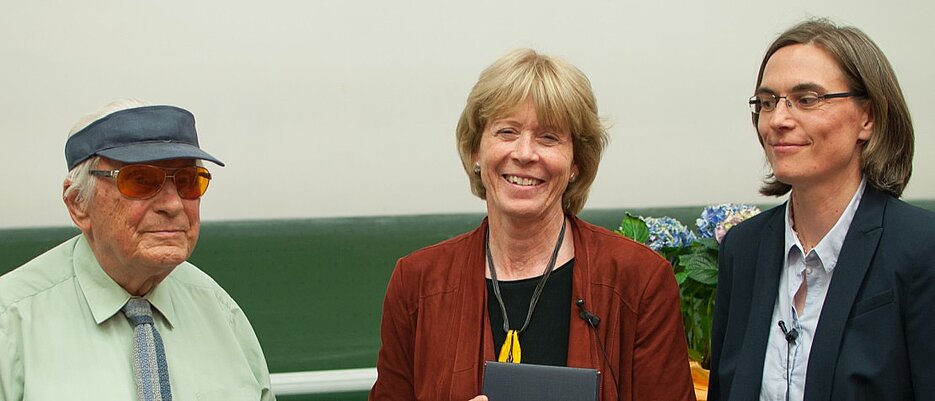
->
xmin=64 ymin=105 xmax=224 ymax=170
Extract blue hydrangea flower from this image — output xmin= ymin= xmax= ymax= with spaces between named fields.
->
xmin=696 ymin=203 xmax=761 ymax=241
xmin=642 ymin=216 xmax=696 ymax=251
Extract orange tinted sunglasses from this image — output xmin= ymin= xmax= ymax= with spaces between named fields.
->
xmin=90 ymin=165 xmax=212 ymax=199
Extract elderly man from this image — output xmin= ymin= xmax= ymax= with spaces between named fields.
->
xmin=0 ymin=100 xmax=274 ymax=400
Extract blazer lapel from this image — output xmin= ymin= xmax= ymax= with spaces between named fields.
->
xmin=451 ymin=219 xmax=493 ymax=397
xmin=804 ymin=186 xmax=886 ymax=401
xmin=730 ymin=207 xmax=786 ymax=400
xmin=566 ymin=216 xmax=596 ymax=369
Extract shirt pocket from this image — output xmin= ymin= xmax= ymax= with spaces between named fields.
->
xmin=849 ymin=288 xmax=894 ymax=319
xmin=196 ymin=384 xmax=263 ymax=401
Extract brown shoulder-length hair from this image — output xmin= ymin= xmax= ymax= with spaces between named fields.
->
xmin=456 ymin=49 xmax=608 ymax=214
xmin=753 ymin=18 xmax=914 ymax=197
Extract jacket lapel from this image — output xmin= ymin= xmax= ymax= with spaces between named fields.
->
xmin=731 ymin=206 xmax=786 ymax=400
xmin=804 ymin=186 xmax=886 ymax=401
xmin=451 ymin=219 xmax=493 ymax=397
xmin=566 ymin=216 xmax=596 ymax=369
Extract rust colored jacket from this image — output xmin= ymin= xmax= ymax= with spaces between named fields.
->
xmin=370 ymin=216 xmax=695 ymax=401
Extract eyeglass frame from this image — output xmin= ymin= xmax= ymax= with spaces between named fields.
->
xmin=748 ymin=90 xmax=864 ymax=114
xmin=89 ymin=164 xmax=212 ymax=200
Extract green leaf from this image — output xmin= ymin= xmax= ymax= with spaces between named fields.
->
xmin=687 ymin=348 xmax=703 ymax=363
xmin=674 ymin=271 xmax=688 ymax=285
xmin=616 ymin=213 xmax=649 ymax=244
xmin=694 ymin=237 xmax=720 ymax=251
xmin=660 ymin=246 xmax=687 ymax=261
xmin=680 ymin=251 xmax=718 ymax=286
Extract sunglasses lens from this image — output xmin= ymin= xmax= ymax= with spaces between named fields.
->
xmin=116 ymin=165 xmax=166 ymax=199
xmin=174 ymin=167 xmax=211 ymax=199
xmin=114 ymin=165 xmax=211 ymax=199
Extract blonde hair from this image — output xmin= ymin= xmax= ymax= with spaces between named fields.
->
xmin=753 ymin=19 xmax=914 ymax=197
xmin=456 ymin=49 xmax=608 ymax=214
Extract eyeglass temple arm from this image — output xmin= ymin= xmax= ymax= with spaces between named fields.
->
xmin=88 ymin=170 xmax=119 ymax=178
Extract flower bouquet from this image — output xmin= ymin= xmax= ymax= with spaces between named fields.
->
xmin=616 ymin=204 xmax=761 ymax=368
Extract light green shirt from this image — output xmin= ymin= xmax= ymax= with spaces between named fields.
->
xmin=0 ymin=235 xmax=274 ymax=401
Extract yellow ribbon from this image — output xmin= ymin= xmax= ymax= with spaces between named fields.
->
xmin=497 ymin=329 xmax=522 ymax=363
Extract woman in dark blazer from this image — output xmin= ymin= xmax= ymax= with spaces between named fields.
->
xmin=709 ymin=19 xmax=935 ymax=401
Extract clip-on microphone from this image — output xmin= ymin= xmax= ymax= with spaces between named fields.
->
xmin=778 ymin=320 xmax=799 ymax=345
xmin=576 ymin=298 xmax=600 ymax=328
xmin=576 ymin=298 xmax=617 ymax=396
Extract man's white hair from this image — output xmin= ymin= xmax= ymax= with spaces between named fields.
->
xmin=64 ymin=98 xmax=152 ymax=210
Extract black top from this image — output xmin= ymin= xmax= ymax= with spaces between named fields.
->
xmin=486 ymin=259 xmax=574 ymax=366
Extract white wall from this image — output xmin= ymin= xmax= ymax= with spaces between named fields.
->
xmin=2 ymin=0 xmax=932 ymax=229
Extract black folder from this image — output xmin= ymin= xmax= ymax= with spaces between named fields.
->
xmin=482 ymin=361 xmax=600 ymax=401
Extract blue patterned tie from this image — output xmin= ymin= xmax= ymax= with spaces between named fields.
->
xmin=123 ymin=298 xmax=173 ymax=401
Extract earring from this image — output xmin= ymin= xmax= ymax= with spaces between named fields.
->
xmin=473 ymin=163 xmax=481 ymax=174
xmin=569 ymin=174 xmax=577 ymax=183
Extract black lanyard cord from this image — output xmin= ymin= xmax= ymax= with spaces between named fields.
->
xmin=486 ymin=217 xmax=567 ymax=334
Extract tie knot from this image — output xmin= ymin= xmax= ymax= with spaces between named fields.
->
xmin=123 ymin=298 xmax=155 ymax=327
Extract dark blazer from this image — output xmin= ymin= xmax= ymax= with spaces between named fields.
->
xmin=709 ymin=185 xmax=935 ymax=401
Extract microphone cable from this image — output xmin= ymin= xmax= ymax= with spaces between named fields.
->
xmin=577 ymin=298 xmax=619 ymax=397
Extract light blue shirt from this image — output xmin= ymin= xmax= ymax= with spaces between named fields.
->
xmin=0 ymin=235 xmax=275 ymax=401
xmin=759 ymin=178 xmax=865 ymax=401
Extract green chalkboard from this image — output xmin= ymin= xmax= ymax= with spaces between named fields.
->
xmin=0 ymin=208 xmax=711 ymax=374
xmin=4 ymin=201 xmax=934 ymax=399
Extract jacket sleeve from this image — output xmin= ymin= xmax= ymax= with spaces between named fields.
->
xmin=907 ymin=244 xmax=935 ymax=398
xmin=631 ymin=258 xmax=696 ymax=401
xmin=369 ymin=259 xmax=417 ymax=401
xmin=707 ymin=230 xmax=735 ymax=401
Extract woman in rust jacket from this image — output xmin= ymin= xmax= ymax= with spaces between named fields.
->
xmin=370 ymin=49 xmax=694 ymax=401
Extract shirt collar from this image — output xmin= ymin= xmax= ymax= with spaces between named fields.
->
xmin=783 ymin=178 xmax=867 ymax=273
xmin=73 ymin=234 xmax=178 ymax=327
xmin=147 ymin=276 xmax=177 ymax=328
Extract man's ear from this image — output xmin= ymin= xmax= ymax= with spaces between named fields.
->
xmin=63 ymin=180 xmax=91 ymax=233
